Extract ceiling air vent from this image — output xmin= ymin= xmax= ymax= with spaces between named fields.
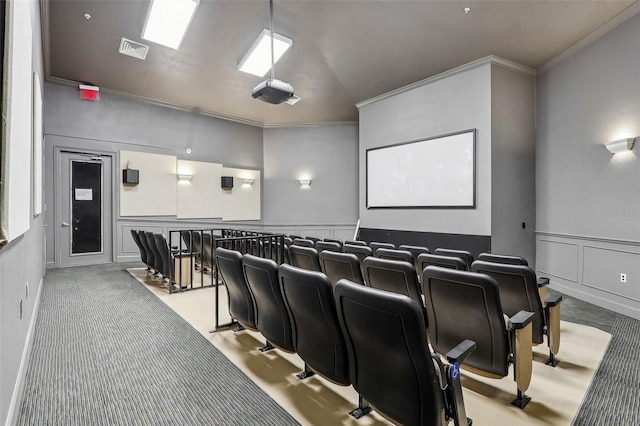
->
xmin=118 ymin=37 xmax=149 ymax=60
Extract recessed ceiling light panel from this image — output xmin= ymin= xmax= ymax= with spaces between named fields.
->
xmin=238 ymin=29 xmax=292 ymax=77
xmin=142 ymin=0 xmax=199 ymax=50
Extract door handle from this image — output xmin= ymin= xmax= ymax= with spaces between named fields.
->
xmin=62 ymin=222 xmax=70 ymax=227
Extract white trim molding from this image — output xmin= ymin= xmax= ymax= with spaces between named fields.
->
xmin=356 ymin=55 xmax=536 ymax=109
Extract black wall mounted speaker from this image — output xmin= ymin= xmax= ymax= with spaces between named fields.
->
xmin=221 ymin=176 xmax=234 ymax=189
xmin=123 ymin=169 xmax=139 ymax=185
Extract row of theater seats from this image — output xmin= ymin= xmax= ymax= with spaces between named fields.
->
xmin=278 ymin=237 xmax=562 ymax=409
xmin=216 ymin=248 xmax=475 ymax=426
xmin=130 ymin=229 xmax=186 ymax=287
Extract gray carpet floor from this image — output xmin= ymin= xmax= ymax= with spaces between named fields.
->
xmin=16 ymin=263 xmax=640 ymax=425
xmin=17 ymin=262 xmax=298 ymax=425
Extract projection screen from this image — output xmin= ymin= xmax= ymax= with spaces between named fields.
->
xmin=366 ymin=129 xmax=476 ymax=208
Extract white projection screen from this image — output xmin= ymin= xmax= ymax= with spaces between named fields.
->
xmin=366 ymin=129 xmax=476 ymax=208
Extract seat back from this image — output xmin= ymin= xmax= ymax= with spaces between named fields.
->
xmin=292 ymin=238 xmax=315 ymax=248
xmin=153 ymin=233 xmax=172 ymax=278
xmin=288 ymin=245 xmax=321 ymax=272
xmin=369 ymin=241 xmax=395 ymax=252
xmin=201 ymin=233 xmax=215 ymax=269
xmin=130 ymin=229 xmax=147 ymax=265
xmin=417 ymin=253 xmax=467 ymax=274
xmin=180 ymin=231 xmax=192 ymax=253
xmin=319 ymin=251 xmax=365 ymax=286
xmin=145 ymin=231 xmax=164 ymax=273
xmin=315 ymin=240 xmax=342 ymax=255
xmin=422 ymin=266 xmax=509 ymax=377
xmin=191 ymin=231 xmax=203 ymax=264
xmin=344 ymin=240 xmax=367 ymax=246
xmin=471 ymin=260 xmax=544 ymax=344
xmin=477 ymin=253 xmax=528 ymax=266
xmin=216 ymin=248 xmax=257 ymax=330
xmin=362 ymin=257 xmax=423 ymax=312
xmin=305 ymin=236 xmax=321 ymax=243
xmin=334 ymin=280 xmax=446 ymax=426
xmin=137 ymin=230 xmax=154 ymax=269
xmin=323 ymin=238 xmax=343 ymax=248
xmin=343 ymin=244 xmax=373 ymax=265
xmin=398 ymin=245 xmax=430 ymax=272
xmin=433 ymin=248 xmax=473 ymax=270
xmin=242 ymin=254 xmax=294 ymax=352
xmin=279 ymin=265 xmax=350 ymax=385
xmin=375 ymin=248 xmax=414 ymax=263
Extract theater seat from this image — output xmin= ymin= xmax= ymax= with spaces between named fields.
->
xmin=130 ymin=229 xmax=149 ymax=270
xmin=323 ymin=237 xmax=344 ymax=248
xmin=278 ymin=265 xmax=370 ymax=418
xmin=423 ymin=266 xmax=535 ymax=408
xmin=137 ymin=230 xmax=156 ymax=273
xmin=191 ymin=231 xmax=205 ymax=271
xmin=242 ymin=254 xmax=294 ymax=353
xmin=216 ymin=248 xmax=257 ymax=332
xmin=334 ymin=279 xmax=475 ymax=426
xmin=369 ymin=241 xmax=395 ymax=252
xmin=433 ymin=248 xmax=474 ymax=270
xmin=201 ymin=233 xmax=216 ymax=271
xmin=471 ymin=260 xmax=563 ymax=366
xmin=292 ymin=238 xmax=315 ymax=248
xmin=145 ymin=231 xmax=164 ymax=277
xmin=152 ymin=233 xmax=172 ymax=279
xmin=343 ymin=244 xmax=373 ymax=265
xmin=375 ymin=248 xmax=414 ymax=263
xmin=288 ymin=245 xmax=321 ymax=272
xmin=477 ymin=252 xmax=528 ymax=266
xmin=417 ymin=253 xmax=468 ymax=273
xmin=315 ymin=240 xmax=342 ymax=255
xmin=362 ymin=257 xmax=424 ymax=320
xmin=398 ymin=244 xmax=430 ymax=272
xmin=319 ymin=251 xmax=365 ymax=286
xmin=344 ymin=240 xmax=367 ymax=246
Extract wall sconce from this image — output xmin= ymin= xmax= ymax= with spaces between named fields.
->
xmin=298 ymin=179 xmax=311 ymax=189
xmin=604 ymin=138 xmax=635 ymax=154
xmin=177 ymin=173 xmax=193 ymax=182
xmin=241 ymin=178 xmax=254 ymax=186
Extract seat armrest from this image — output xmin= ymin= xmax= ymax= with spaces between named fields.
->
xmin=446 ymin=339 xmax=476 ymax=365
xmin=537 ymin=277 xmax=549 ymax=288
xmin=545 ymin=293 xmax=563 ymax=307
xmin=509 ymin=310 xmax=535 ymax=329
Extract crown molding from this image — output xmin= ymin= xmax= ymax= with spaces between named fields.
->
xmin=539 ymin=1 xmax=640 ymax=74
xmin=262 ymin=121 xmax=358 ymax=129
xmin=356 ymin=56 xmax=535 ymax=109
xmin=47 ymin=77 xmax=266 ymax=127
xmin=46 ymin=78 xmax=358 ymax=129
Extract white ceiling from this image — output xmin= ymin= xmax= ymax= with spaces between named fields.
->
xmin=43 ymin=0 xmax=638 ymax=126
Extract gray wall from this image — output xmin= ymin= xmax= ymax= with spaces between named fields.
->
xmin=536 ymin=14 xmax=640 ymax=319
xmin=44 ymin=83 xmax=265 ymax=267
xmin=44 ymin=84 xmax=358 ymax=265
xmin=358 ymin=63 xmax=493 ymax=236
xmin=0 ymin=0 xmax=45 ymax=423
xmin=263 ymin=125 xmax=359 ymax=228
xmin=490 ymin=65 xmax=536 ymax=264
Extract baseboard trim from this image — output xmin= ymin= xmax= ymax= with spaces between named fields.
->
xmin=6 ymin=278 xmax=43 ymax=426
xmin=548 ymin=279 xmax=640 ymax=321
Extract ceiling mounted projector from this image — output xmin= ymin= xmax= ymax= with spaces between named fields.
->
xmin=251 ymin=79 xmax=294 ymax=104
xmin=250 ymin=0 xmax=297 ymax=105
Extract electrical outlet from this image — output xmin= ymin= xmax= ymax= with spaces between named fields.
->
xmin=19 ymin=300 xmax=23 ymax=319
xmin=620 ymin=273 xmax=627 ymax=283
